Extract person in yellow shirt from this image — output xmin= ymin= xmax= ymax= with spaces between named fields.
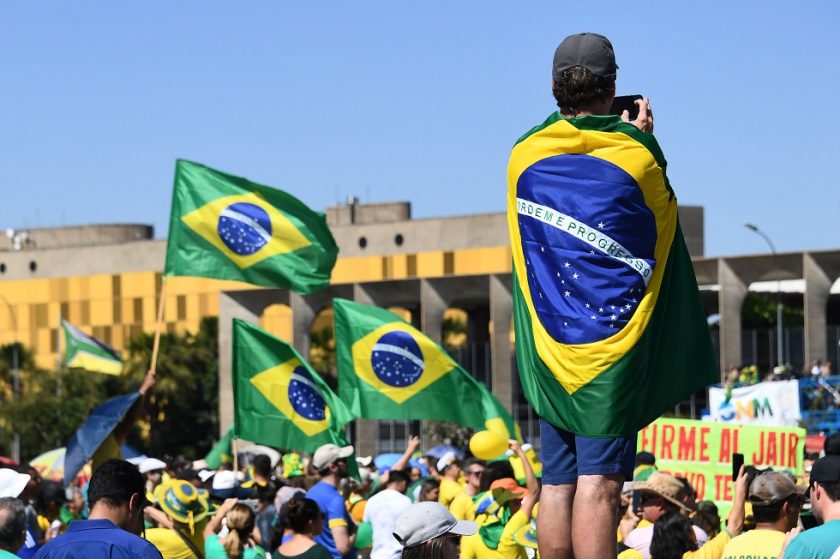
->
xmin=145 ymin=480 xmax=211 ymax=559
xmin=460 ymin=441 xmax=539 ymax=559
xmin=720 ymin=471 xmax=804 ymax=559
xmin=618 ymin=466 xmax=748 ymax=559
xmin=436 ymin=452 xmax=464 ymax=509
xmin=449 ymin=459 xmax=485 ymax=521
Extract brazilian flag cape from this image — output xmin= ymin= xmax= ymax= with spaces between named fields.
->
xmin=233 ymin=319 xmax=354 ymax=451
xmin=507 ymin=113 xmax=717 ymax=437
xmin=334 ymin=298 xmax=520 ymax=440
xmin=165 ymin=160 xmax=338 ymax=295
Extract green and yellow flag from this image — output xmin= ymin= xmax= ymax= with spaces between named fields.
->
xmin=233 ymin=319 xmax=354 ymax=451
xmin=507 ymin=113 xmax=717 ymax=436
xmin=334 ymin=298 xmax=520 ymax=440
xmin=62 ymin=320 xmax=122 ymax=375
xmin=204 ymin=426 xmax=235 ymax=469
xmin=165 ymin=160 xmax=338 ymax=294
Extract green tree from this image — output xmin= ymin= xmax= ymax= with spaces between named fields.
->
xmin=741 ymin=292 xmax=803 ymax=328
xmin=121 ymin=317 xmax=219 ymax=458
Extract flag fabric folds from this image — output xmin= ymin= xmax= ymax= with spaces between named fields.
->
xmin=507 ymin=113 xmax=717 ymax=437
xmin=233 ymin=319 xmax=354 ymax=451
xmin=204 ymin=426 xmax=235 ymax=469
xmin=64 ymin=392 xmax=140 ymax=484
xmin=165 ymin=160 xmax=338 ymax=294
xmin=333 ymin=298 xmax=520 ymax=440
xmin=62 ymin=320 xmax=122 ymax=375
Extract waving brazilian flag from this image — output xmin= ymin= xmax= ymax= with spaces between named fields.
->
xmin=334 ymin=298 xmax=520 ymax=440
xmin=233 ymin=319 xmax=354 ymax=451
xmin=507 ymin=113 xmax=717 ymax=437
xmin=165 ymin=160 xmax=338 ymax=294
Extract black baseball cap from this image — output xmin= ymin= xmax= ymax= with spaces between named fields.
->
xmin=810 ymin=455 xmax=840 ymax=485
xmin=553 ymin=33 xmax=618 ymax=81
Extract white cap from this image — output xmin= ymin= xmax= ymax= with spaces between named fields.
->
xmin=393 ymin=502 xmax=476 ymax=548
xmin=198 ymin=470 xmax=216 ymax=483
xmin=312 ymin=444 xmax=354 ymax=470
xmin=0 ymin=469 xmax=30 ymax=498
xmin=138 ymin=458 xmax=167 ymax=474
xmin=436 ymin=451 xmax=459 ymax=473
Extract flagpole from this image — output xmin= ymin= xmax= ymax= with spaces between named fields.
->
xmin=232 ymin=436 xmax=239 ymax=477
xmin=149 ymin=276 xmax=168 ymax=375
xmin=56 ymin=309 xmax=62 ymax=398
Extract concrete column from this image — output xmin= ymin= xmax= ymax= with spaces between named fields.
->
xmin=355 ymin=419 xmax=377 ymax=459
xmin=803 ymin=253 xmax=832 ymax=364
xmin=717 ymin=260 xmax=748 ymax=377
xmin=290 ymin=293 xmax=317 ymax=358
xmin=489 ymin=275 xmax=514 ymax=412
xmin=218 ymin=289 xmax=283 ymax=434
xmin=420 ymin=279 xmax=448 ymax=344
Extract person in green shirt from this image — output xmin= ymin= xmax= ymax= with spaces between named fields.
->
xmin=0 ymin=497 xmax=26 ymax=558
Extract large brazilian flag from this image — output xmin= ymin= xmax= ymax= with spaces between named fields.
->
xmin=165 ymin=160 xmax=338 ymax=295
xmin=233 ymin=319 xmax=354 ymax=451
xmin=507 ymin=113 xmax=717 ymax=437
xmin=334 ymin=298 xmax=520 ymax=440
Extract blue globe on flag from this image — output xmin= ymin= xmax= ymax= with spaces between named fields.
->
xmin=217 ymin=202 xmax=272 ymax=256
xmin=371 ymin=331 xmax=424 ymax=387
xmin=288 ymin=367 xmax=327 ymax=421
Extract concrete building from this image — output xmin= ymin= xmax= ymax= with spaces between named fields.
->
xmin=1 ymin=203 xmax=839 ymax=456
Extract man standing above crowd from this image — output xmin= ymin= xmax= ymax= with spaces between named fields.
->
xmin=307 ymin=444 xmax=356 ymax=559
xmin=784 ymin=456 xmax=840 ymax=559
xmin=721 ymin=471 xmax=804 ymax=559
xmin=34 ymin=459 xmax=162 ymax=559
xmin=363 ymin=469 xmax=411 ymax=559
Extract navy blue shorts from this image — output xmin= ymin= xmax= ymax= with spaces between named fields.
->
xmin=539 ymin=419 xmax=636 ymax=484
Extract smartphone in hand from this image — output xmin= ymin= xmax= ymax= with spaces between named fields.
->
xmin=732 ymin=453 xmax=745 ymax=481
xmin=610 ymin=95 xmax=643 ymax=121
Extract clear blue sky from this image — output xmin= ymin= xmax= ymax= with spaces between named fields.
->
xmin=1 ymin=2 xmax=837 ymax=257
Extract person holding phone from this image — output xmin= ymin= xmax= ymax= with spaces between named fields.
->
xmin=720 ymin=472 xmax=805 ymax=559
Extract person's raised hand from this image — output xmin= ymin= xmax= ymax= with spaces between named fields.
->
xmin=508 ymin=439 xmax=522 ymax=454
xmin=220 ymin=497 xmax=239 ymax=514
xmin=621 ymin=97 xmax=654 ymax=133
xmin=140 ymin=368 xmax=157 ymax=395
xmin=407 ymin=435 xmax=421 ymax=452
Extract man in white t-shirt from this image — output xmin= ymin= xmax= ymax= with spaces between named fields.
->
xmin=364 ymin=469 xmax=412 ymax=559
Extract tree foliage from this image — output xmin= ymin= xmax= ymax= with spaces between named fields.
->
xmin=0 ymin=317 xmax=219 ymax=462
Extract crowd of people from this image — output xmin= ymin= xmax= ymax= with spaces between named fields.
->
xmin=0 ymin=431 xmax=837 ymax=559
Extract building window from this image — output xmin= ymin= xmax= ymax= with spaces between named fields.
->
xmin=177 ymin=295 xmax=187 ymax=321
xmin=381 ymin=256 xmax=391 ymax=279
xmin=407 ymin=254 xmax=417 ymax=278
xmin=358 ymin=237 xmax=367 ymax=249
xmin=0 ymin=263 xmax=5 ymax=274
xmin=133 ymin=298 xmax=144 ymax=324
xmin=443 ymin=252 xmax=455 ymax=275
xmin=375 ymin=420 xmax=421 ymax=454
xmin=28 ymin=261 xmax=37 ymax=272
xmin=394 ymin=234 xmax=404 ymax=246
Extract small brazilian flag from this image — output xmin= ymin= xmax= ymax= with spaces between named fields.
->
xmin=165 ymin=160 xmax=338 ymax=294
xmin=508 ymin=113 xmax=717 ymax=437
xmin=334 ymin=298 xmax=520 ymax=439
xmin=62 ymin=320 xmax=122 ymax=375
xmin=233 ymin=319 xmax=354 ymax=451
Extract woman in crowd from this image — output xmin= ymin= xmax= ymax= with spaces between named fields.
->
xmin=273 ymin=496 xmax=331 ymax=559
xmin=418 ymin=479 xmax=440 ymax=503
xmin=393 ymin=502 xmax=476 ymax=559
xmin=204 ymin=498 xmax=267 ymax=559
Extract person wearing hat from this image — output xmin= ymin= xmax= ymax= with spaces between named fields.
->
xmin=509 ymin=31 xmax=656 ymax=559
xmin=393 ymin=501 xmax=477 ymax=559
xmin=720 ymin=471 xmax=805 ymax=559
xmin=305 ymin=443 xmax=356 ymax=559
xmin=140 ymin=458 xmax=169 ymax=503
xmin=435 ymin=452 xmax=463 ymax=510
xmin=145 ymin=479 xmax=212 ymax=559
xmin=623 ymin=472 xmax=710 ymax=558
xmin=783 ymin=455 xmax=840 ymax=559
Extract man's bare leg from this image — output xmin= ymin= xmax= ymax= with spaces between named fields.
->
xmin=537 ymin=482 xmax=575 ymax=559
xmin=571 ymin=474 xmax=623 ymax=559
